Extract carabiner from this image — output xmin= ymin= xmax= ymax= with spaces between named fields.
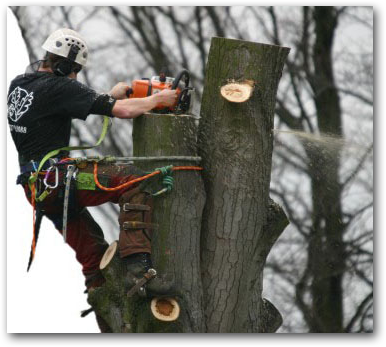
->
xmin=43 ymin=165 xmax=59 ymax=189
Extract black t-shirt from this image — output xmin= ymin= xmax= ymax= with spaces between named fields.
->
xmin=7 ymin=71 xmax=115 ymax=165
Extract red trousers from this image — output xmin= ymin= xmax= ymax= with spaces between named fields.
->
xmin=23 ymin=162 xmax=148 ymax=285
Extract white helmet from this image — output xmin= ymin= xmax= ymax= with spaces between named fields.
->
xmin=42 ymin=28 xmax=88 ymax=66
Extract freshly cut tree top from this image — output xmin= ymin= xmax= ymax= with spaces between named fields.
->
xmin=220 ymin=80 xmax=254 ymax=103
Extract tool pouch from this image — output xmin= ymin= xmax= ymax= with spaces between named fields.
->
xmin=118 ymin=187 xmax=156 ymax=257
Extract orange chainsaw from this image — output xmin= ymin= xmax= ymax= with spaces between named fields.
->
xmin=126 ymin=69 xmax=193 ymax=114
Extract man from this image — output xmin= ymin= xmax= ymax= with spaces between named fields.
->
xmin=7 ymin=28 xmax=177 ymax=322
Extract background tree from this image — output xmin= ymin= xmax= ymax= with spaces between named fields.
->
xmin=9 ymin=5 xmax=373 ymax=332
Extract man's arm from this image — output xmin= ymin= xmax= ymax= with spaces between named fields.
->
xmin=112 ymin=89 xmax=178 ymax=119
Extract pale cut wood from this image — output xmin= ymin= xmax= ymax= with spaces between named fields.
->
xmin=220 ymin=80 xmax=254 ymax=102
xmin=151 ymin=297 xmax=180 ymax=322
xmin=100 ymin=241 xmax=118 ymax=270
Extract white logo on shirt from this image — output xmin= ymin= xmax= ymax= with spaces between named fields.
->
xmin=8 ymin=86 xmax=34 ymax=122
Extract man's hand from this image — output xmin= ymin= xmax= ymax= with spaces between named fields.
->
xmin=109 ymin=82 xmax=130 ymax=100
xmin=112 ymin=88 xmax=178 ymax=119
xmin=154 ymin=89 xmax=178 ymax=107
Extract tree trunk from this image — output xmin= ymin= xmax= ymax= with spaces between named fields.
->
xmin=198 ymin=37 xmax=290 ymax=332
xmin=88 ymin=113 xmax=206 ymax=333
xmin=89 ymin=37 xmax=289 ymax=333
xmin=131 ymin=113 xmax=206 ymax=332
xmin=9 ymin=7 xmax=38 ymax=63
xmin=306 ymin=7 xmax=345 ymax=333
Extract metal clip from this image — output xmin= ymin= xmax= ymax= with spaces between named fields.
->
xmin=62 ymin=164 xmax=77 ymax=243
xmin=43 ymin=159 xmax=59 ymax=189
xmin=66 ymin=165 xmax=75 ymax=179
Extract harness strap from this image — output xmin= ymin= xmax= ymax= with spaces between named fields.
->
xmin=62 ymin=165 xmax=77 ymax=243
xmin=123 ymin=221 xmax=158 ymax=230
xmin=20 ymin=159 xmax=52 ymax=174
xmin=28 ymin=116 xmax=110 ymax=195
xmin=123 ymin=203 xmax=151 ymax=212
xmin=27 ymin=206 xmax=44 ymax=271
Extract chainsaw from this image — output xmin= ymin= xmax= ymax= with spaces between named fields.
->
xmin=126 ymin=69 xmax=193 ymax=114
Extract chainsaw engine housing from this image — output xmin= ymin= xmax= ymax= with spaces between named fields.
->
xmin=127 ymin=70 xmax=193 ymax=114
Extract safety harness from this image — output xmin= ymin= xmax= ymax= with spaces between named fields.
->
xmin=28 ymin=116 xmax=111 ymax=202
xmin=24 ymin=116 xmax=203 ymax=271
xmin=26 ymin=116 xmax=110 ymax=270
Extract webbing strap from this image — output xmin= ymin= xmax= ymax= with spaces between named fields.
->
xmin=28 ymin=116 xmax=110 ymax=189
xmin=123 ymin=203 xmax=151 ymax=212
xmin=123 ymin=221 xmax=158 ymax=230
xmin=62 ymin=165 xmax=77 ymax=243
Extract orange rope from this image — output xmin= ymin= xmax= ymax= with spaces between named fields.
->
xmin=27 ymin=161 xmax=201 ymax=268
xmin=93 ymin=162 xmax=203 ymax=192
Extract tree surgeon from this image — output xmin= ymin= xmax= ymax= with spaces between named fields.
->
xmin=7 ymin=28 xmax=177 ymax=329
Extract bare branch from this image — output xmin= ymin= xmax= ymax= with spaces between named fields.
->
xmin=204 ymin=7 xmax=225 ymax=37
xmin=344 ymin=292 xmax=373 ymax=332
xmin=341 ymin=143 xmax=373 ymax=188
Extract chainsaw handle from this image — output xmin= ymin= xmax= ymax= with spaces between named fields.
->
xmin=171 ymin=69 xmax=190 ymax=90
xmin=126 ymin=87 xmax=134 ymax=98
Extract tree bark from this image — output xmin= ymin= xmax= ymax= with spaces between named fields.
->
xmin=131 ymin=113 xmax=206 ymax=332
xmin=198 ymin=37 xmax=290 ymax=332
xmin=88 ymin=113 xmax=206 ymax=332
xmin=9 ymin=7 xmax=38 ymax=63
xmin=306 ymin=7 xmax=345 ymax=333
xmin=89 ymin=37 xmax=289 ymax=333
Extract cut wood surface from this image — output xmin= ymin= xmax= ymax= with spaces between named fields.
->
xmin=220 ymin=80 xmax=254 ymax=102
xmin=151 ymin=297 xmax=180 ymax=322
xmin=100 ymin=241 xmax=118 ymax=270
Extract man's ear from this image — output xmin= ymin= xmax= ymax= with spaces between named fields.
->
xmin=68 ymin=72 xmax=78 ymax=80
